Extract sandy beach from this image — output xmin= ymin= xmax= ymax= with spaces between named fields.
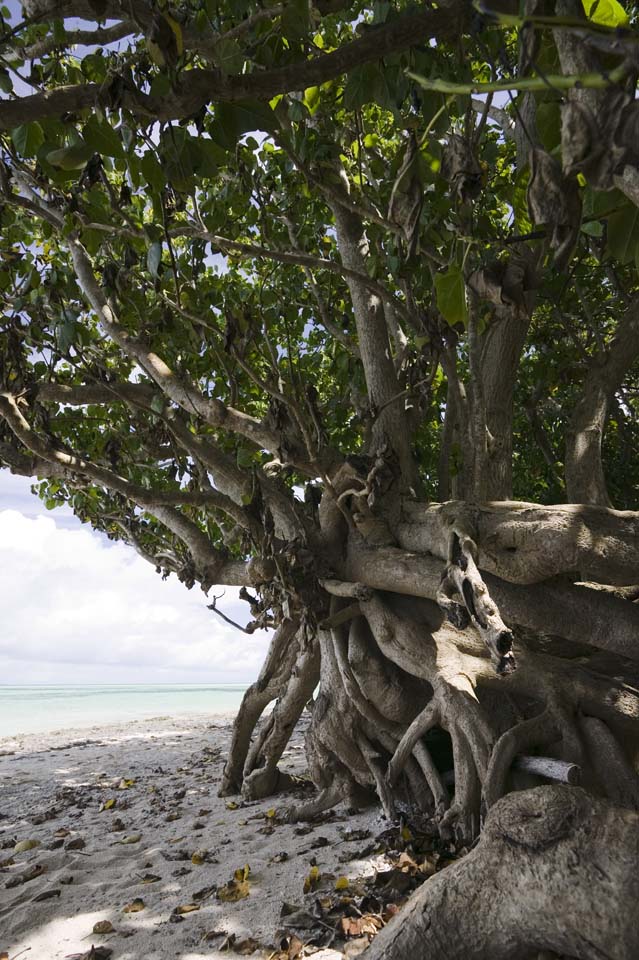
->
xmin=0 ymin=712 xmax=426 ymax=960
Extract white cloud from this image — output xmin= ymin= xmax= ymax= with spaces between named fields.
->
xmin=0 ymin=506 xmax=270 ymax=684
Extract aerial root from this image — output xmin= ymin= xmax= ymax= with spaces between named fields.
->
xmin=241 ymin=635 xmax=320 ymax=800
xmin=483 ymin=708 xmax=559 ymax=809
xmin=437 ymin=524 xmax=516 ymax=674
xmin=579 ymin=714 xmax=639 ymax=809
xmin=219 ymin=618 xmax=300 ymax=796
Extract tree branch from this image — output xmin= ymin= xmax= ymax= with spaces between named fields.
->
xmin=0 ymin=5 xmax=468 ymax=129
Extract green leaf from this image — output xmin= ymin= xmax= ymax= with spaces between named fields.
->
xmin=46 ymin=142 xmax=93 ymax=170
xmin=236 ymin=447 xmax=254 ymax=469
xmin=215 ymin=36 xmax=244 ymax=75
xmin=605 ymin=202 xmax=639 ymax=264
xmin=281 ymin=0 xmax=310 ymax=39
xmin=12 ymin=122 xmax=44 ymax=158
xmin=343 ymin=63 xmax=392 ymax=112
xmin=209 ymin=101 xmax=275 ymax=152
xmin=150 ymin=394 xmax=165 ymax=415
xmin=435 ymin=266 xmax=468 ymax=326
xmin=512 ymin=165 xmax=532 ymax=234
xmin=303 ymin=86 xmax=321 ymax=115
xmin=147 ymin=242 xmax=163 ymax=277
xmin=582 ymin=0 xmax=629 ymax=27
xmin=84 ymin=117 xmax=123 ymax=159
xmin=141 ymin=152 xmax=165 ymax=192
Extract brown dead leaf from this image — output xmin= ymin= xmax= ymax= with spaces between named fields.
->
xmin=397 ymin=852 xmax=419 ymax=874
xmin=0 ymin=951 xmax=8 ymax=960
xmin=340 ymin=915 xmax=383 ymax=938
xmin=65 ymin=948 xmax=113 ymax=960
xmin=122 ymin=897 xmax=145 ymax=913
xmin=101 ymin=799 xmax=117 ymax=812
xmin=172 ymin=903 xmax=200 ymax=915
xmin=269 ymin=851 xmax=288 ymax=863
xmin=216 ymin=879 xmax=250 ymax=903
xmin=5 ymin=863 xmax=46 ymax=888
xmin=140 ymin=873 xmax=161 ymax=884
xmin=33 ymin=888 xmax=61 ymax=902
xmin=65 ymin=837 xmax=86 ymax=851
xmin=93 ymin=920 xmax=115 ymax=934
xmin=233 ymin=937 xmax=261 ymax=955
xmin=303 ymin=864 xmax=320 ymax=894
xmin=193 ymin=884 xmax=216 ymax=902
xmin=202 ymin=928 xmax=228 ymax=945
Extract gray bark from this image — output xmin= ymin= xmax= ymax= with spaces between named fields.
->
xmin=565 ymin=299 xmax=639 ymax=506
xmin=365 ymin=786 xmax=639 ymax=960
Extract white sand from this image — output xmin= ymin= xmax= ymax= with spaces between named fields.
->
xmin=0 ymin=714 xmax=386 ymax=959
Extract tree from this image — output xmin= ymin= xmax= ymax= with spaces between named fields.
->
xmin=1 ymin=0 xmax=639 ymax=955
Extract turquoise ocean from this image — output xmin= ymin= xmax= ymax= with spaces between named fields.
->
xmin=0 ymin=684 xmax=249 ymax=738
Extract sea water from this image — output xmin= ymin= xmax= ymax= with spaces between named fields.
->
xmin=0 ymin=684 xmax=249 ymax=737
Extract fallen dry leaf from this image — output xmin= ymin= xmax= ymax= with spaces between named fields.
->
xmin=14 ymin=838 xmax=40 ymax=853
xmin=172 ymin=903 xmax=200 ymax=915
xmin=65 ymin=948 xmax=113 ymax=960
xmin=33 ymin=888 xmax=61 ymax=902
xmin=191 ymin=850 xmax=207 ymax=865
xmin=225 ymin=801 xmax=239 ymax=810
xmin=5 ymin=863 xmax=46 ymax=888
xmin=118 ymin=778 xmax=135 ymax=790
xmin=122 ymin=897 xmax=145 ymax=913
xmin=115 ymin=834 xmax=141 ymax=845
xmin=340 ymin=915 xmax=383 ymax=938
xmin=303 ymin=864 xmax=321 ymax=894
xmin=101 ymin=799 xmax=117 ymax=812
xmin=192 ymin=884 xmax=216 ymax=902
xmin=65 ymin=837 xmax=86 ymax=851
xmin=233 ymin=937 xmax=261 ymax=955
xmin=335 ymin=876 xmax=349 ymax=891
xmin=140 ymin=873 xmax=161 ymax=884
xmin=92 ymin=920 xmax=114 ymax=934
xmin=216 ymin=876 xmax=250 ymax=903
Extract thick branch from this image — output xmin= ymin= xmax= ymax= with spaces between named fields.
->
xmin=397 ymin=499 xmax=639 ymax=587
xmin=565 ymin=297 xmax=639 ymax=506
xmin=0 ymin=4 xmax=468 ymax=129
xmin=346 ymin=540 xmax=639 ymax=662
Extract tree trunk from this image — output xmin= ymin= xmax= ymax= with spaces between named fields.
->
xmin=564 ymin=299 xmax=639 ymax=507
xmin=365 ymin=785 xmax=639 ymax=960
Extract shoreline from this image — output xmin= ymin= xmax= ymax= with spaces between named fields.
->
xmin=1 ymin=713 xmax=386 ymax=960
xmin=0 ymin=711 xmax=239 ymax=757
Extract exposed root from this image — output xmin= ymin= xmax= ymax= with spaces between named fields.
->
xmin=241 ymin=634 xmax=320 ymax=800
xmin=438 ymin=525 xmax=516 ymax=675
xmin=219 ymin=619 xmax=300 ymax=796
xmin=484 ymin=709 xmax=560 ymax=809
xmin=365 ymin=786 xmax=639 ymax=960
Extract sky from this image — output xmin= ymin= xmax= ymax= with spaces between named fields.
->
xmin=0 ymin=3 xmax=272 ymax=685
xmin=0 ymin=474 xmax=270 ymax=684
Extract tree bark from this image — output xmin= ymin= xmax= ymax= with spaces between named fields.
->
xmin=565 ymin=299 xmax=639 ymax=507
xmin=365 ymin=785 xmax=639 ymax=960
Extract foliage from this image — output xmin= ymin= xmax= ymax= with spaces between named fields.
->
xmin=0 ymin=0 xmax=638 ymax=587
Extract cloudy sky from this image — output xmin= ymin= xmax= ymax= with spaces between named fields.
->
xmin=0 ymin=474 xmax=270 ymax=684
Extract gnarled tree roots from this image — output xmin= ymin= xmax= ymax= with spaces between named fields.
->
xmin=221 ymin=589 xmax=639 ymax=850
xmin=366 ymin=785 xmax=639 ymax=960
